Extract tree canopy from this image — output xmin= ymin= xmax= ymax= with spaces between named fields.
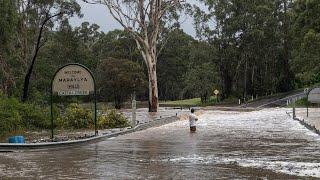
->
xmin=0 ymin=0 xmax=319 ymax=107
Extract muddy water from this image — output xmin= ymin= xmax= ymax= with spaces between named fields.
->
xmin=120 ymin=107 xmax=189 ymax=123
xmin=1 ymin=108 xmax=320 ymax=179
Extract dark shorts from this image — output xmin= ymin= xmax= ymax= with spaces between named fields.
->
xmin=190 ymin=126 xmax=196 ymax=132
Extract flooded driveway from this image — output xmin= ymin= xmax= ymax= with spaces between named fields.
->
xmin=1 ymin=108 xmax=320 ymax=179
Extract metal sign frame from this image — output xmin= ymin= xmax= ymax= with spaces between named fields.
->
xmin=50 ymin=63 xmax=97 ymax=140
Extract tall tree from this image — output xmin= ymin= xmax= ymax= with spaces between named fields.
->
xmin=192 ymin=0 xmax=294 ymax=99
xmin=0 ymin=0 xmax=18 ymax=95
xmin=19 ymin=0 xmax=81 ymax=102
xmin=92 ymin=29 xmax=140 ymax=62
xmin=97 ymin=57 xmax=147 ymax=109
xmin=157 ymin=29 xmax=194 ymax=100
xmin=291 ymin=0 xmax=320 ymax=86
xmin=84 ymin=0 xmax=184 ymax=112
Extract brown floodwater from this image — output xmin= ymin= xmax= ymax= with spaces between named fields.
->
xmin=1 ymin=108 xmax=320 ymax=179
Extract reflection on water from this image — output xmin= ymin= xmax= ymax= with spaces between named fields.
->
xmin=1 ymin=108 xmax=320 ymax=179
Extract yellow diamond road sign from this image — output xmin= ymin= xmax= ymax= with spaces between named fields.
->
xmin=214 ymin=89 xmax=219 ymax=95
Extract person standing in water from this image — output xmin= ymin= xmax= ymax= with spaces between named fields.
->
xmin=189 ymin=108 xmax=198 ymax=132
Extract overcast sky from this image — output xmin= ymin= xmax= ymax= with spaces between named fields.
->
xmin=69 ymin=1 xmax=197 ymax=37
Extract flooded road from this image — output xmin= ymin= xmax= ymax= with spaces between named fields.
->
xmin=1 ymin=108 xmax=320 ymax=179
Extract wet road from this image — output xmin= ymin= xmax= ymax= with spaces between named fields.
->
xmin=120 ymin=107 xmax=189 ymax=124
xmin=1 ymin=108 xmax=320 ymax=179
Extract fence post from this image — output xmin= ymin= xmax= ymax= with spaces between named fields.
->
xmin=132 ymin=92 xmax=136 ymax=127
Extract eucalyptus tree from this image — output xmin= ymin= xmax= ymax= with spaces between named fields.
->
xmin=84 ymin=0 xmax=184 ymax=112
xmin=157 ymin=29 xmax=195 ymax=100
xmin=92 ymin=29 xmax=140 ymax=63
xmin=192 ymin=0 xmax=294 ymax=99
xmin=192 ymin=0 xmax=240 ymax=98
xmin=291 ymin=0 xmax=320 ymax=86
xmin=19 ymin=0 xmax=81 ymax=102
xmin=184 ymin=62 xmax=219 ymax=103
xmin=0 ymin=0 xmax=18 ymax=95
xmin=97 ymin=57 xmax=147 ymax=109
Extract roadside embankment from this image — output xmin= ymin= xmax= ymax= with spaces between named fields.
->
xmin=0 ymin=116 xmax=179 ymax=150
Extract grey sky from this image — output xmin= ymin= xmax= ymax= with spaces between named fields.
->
xmin=69 ymin=0 xmax=196 ymax=37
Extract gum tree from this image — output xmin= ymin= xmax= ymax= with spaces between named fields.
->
xmin=19 ymin=0 xmax=81 ymax=102
xmin=84 ymin=0 xmax=184 ymax=112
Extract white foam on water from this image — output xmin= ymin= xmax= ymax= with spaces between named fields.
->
xmin=155 ymin=108 xmax=320 ymax=178
xmin=236 ymin=158 xmax=320 ymax=177
xmin=161 ymin=154 xmax=320 ymax=178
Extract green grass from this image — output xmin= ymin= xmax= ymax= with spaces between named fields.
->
xmin=287 ymin=97 xmax=310 ymax=108
xmin=161 ymin=96 xmax=220 ymax=106
xmin=162 ymin=98 xmax=202 ymax=106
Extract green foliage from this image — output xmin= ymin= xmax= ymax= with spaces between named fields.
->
xmin=296 ymin=97 xmax=310 ymax=107
xmin=184 ymin=63 xmax=219 ymax=103
xmin=291 ymin=0 xmax=320 ymax=87
xmin=0 ymin=92 xmax=51 ymax=137
xmin=158 ymin=29 xmax=195 ymax=100
xmin=97 ymin=57 xmax=147 ymax=109
xmin=0 ymin=0 xmax=319 ymax=111
xmin=288 ymin=97 xmax=310 ymax=107
xmin=0 ymin=95 xmax=23 ymax=137
xmin=18 ymin=103 xmax=51 ymax=130
xmin=92 ymin=30 xmax=140 ymax=61
xmin=56 ymin=103 xmax=129 ymax=129
xmin=162 ymin=96 xmax=218 ymax=106
xmin=98 ymin=110 xmax=129 ymax=129
xmin=57 ymin=103 xmax=93 ymax=129
xmin=192 ymin=0 xmax=295 ymax=98
xmin=162 ymin=97 xmax=202 ymax=106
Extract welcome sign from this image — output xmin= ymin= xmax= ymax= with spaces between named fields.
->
xmin=52 ymin=64 xmax=94 ymax=96
xmin=50 ymin=63 xmax=97 ymax=139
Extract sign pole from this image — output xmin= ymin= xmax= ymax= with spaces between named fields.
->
xmin=50 ymin=89 xmax=54 ymax=140
xmin=132 ymin=91 xmax=136 ymax=127
xmin=213 ymin=89 xmax=219 ymax=103
xmin=94 ymin=81 xmax=97 ymax=136
xmin=293 ymin=98 xmax=296 ymax=119
xmin=307 ymin=103 xmax=309 ymax=117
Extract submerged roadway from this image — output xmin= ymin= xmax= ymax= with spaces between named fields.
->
xmin=0 ymin=108 xmax=320 ymax=179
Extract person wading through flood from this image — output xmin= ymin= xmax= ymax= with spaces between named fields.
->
xmin=189 ymin=108 xmax=198 ymax=132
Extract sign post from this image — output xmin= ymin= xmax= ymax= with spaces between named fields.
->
xmin=51 ymin=63 xmax=97 ymax=140
xmin=131 ymin=92 xmax=136 ymax=127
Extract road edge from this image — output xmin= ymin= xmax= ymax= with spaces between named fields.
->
xmin=0 ymin=116 xmax=179 ymax=150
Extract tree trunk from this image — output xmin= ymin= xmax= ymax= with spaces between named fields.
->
xmin=135 ymin=38 xmax=159 ymax=112
xmin=21 ymin=12 xmax=61 ymax=102
xmin=148 ymin=63 xmax=159 ymax=112
xmin=22 ymin=40 xmax=39 ymax=102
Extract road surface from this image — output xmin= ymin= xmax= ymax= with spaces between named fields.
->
xmin=0 ymin=108 xmax=319 ymax=179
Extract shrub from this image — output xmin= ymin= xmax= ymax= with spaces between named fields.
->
xmin=19 ymin=103 xmax=51 ymax=130
xmin=98 ymin=109 xmax=129 ymax=129
xmin=0 ymin=96 xmax=23 ymax=137
xmin=57 ymin=103 xmax=93 ymax=129
xmin=292 ymin=97 xmax=310 ymax=107
xmin=0 ymin=92 xmax=55 ymax=137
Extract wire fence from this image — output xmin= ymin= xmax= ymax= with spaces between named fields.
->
xmin=290 ymin=90 xmax=320 ymax=133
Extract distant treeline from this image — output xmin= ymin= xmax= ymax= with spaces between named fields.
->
xmin=0 ymin=0 xmax=319 ymax=107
